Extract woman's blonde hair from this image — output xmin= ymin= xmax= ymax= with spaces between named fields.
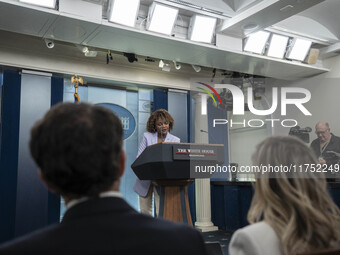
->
xmin=248 ymin=136 xmax=340 ymax=255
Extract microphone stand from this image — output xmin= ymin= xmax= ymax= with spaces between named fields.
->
xmin=200 ymin=129 xmax=218 ymax=144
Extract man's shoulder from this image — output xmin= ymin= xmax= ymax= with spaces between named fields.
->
xmin=0 ymin=214 xmax=206 ymax=255
xmin=133 ymin=214 xmax=201 ymax=238
xmin=331 ymin=134 xmax=340 ymax=142
xmin=311 ymin=138 xmax=319 ymax=146
xmin=137 ymin=214 xmax=196 ymax=233
xmin=0 ymin=224 xmax=60 ymax=253
xmin=137 ymin=217 xmax=206 ymax=253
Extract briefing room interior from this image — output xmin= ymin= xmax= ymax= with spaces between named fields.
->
xmin=1 ymin=0 xmax=340 ymax=255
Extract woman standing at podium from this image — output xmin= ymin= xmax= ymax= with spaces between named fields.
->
xmin=133 ymin=109 xmax=180 ymax=216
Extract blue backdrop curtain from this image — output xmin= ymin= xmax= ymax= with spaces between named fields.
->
xmin=153 ymin=89 xmax=168 ymax=110
xmin=0 ymin=72 xmax=63 ymax=243
xmin=48 ymin=77 xmax=64 ymax=224
xmin=0 ymin=70 xmax=21 ymax=243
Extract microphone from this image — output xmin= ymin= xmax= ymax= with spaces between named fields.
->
xmin=200 ymin=129 xmax=218 ymax=144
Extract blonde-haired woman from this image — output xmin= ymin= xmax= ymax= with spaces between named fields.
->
xmin=229 ymin=136 xmax=340 ymax=255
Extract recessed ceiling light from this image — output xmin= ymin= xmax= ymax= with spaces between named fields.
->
xmin=243 ymin=31 xmax=270 ymax=54
xmin=286 ymin=38 xmax=312 ymax=61
xmin=267 ymin=34 xmax=289 ymax=59
xmin=147 ymin=3 xmax=179 ymax=35
xmin=108 ymin=0 xmax=140 ymax=27
xmin=188 ymin=14 xmax=217 ymax=44
xmin=19 ymin=0 xmax=56 ymax=8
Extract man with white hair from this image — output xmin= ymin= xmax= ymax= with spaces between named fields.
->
xmin=311 ymin=121 xmax=340 ymax=180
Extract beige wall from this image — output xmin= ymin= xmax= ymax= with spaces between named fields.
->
xmin=229 ymin=54 xmax=340 ymax=170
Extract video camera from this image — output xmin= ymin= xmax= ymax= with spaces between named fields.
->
xmin=289 ymin=126 xmax=312 ymax=143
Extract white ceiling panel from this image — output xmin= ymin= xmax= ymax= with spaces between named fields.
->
xmin=44 ymin=13 xmax=100 ymax=43
xmin=84 ymin=21 xmax=210 ymax=64
xmin=83 ymin=21 xmax=328 ymax=79
xmin=0 ymin=1 xmax=58 ymax=37
xmin=0 ymin=0 xmax=333 ymax=80
xmin=279 ymin=0 xmax=340 ymax=42
xmin=218 ymin=0 xmax=325 ymax=37
xmin=189 ymin=48 xmax=329 ymax=80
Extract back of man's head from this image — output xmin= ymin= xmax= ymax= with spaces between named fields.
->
xmin=30 ymin=102 xmax=123 ymax=199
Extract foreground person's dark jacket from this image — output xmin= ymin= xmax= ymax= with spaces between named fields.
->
xmin=0 ymin=197 xmax=207 ymax=255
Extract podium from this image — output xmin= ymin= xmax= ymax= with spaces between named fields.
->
xmin=131 ymin=143 xmax=224 ymax=225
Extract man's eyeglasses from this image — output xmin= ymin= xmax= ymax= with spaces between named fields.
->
xmin=315 ymin=129 xmax=329 ymax=135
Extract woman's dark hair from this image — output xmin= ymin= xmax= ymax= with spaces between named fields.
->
xmin=30 ymin=102 xmax=123 ymax=199
xmin=146 ymin=109 xmax=174 ymax=133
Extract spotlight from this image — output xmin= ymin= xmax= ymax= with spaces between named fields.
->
xmin=192 ymin=65 xmax=201 ymax=72
xmin=231 ymin=72 xmax=243 ymax=87
xmin=210 ymin=68 xmax=216 ymax=81
xmin=124 ymin=53 xmax=138 ymax=63
xmin=173 ymin=61 xmax=181 ymax=70
xmin=44 ymin=38 xmax=54 ymax=49
xmin=84 ymin=51 xmax=97 ymax=57
xmin=159 ymin=60 xmax=171 ymax=72
xmin=82 ymin=47 xmax=89 ymax=53
xmin=145 ymin=57 xmax=155 ymax=62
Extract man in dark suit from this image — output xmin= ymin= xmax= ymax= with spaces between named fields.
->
xmin=0 ymin=102 xmax=207 ymax=255
xmin=310 ymin=121 xmax=340 ymax=181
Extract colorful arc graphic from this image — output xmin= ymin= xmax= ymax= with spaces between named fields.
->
xmin=197 ymin=87 xmax=217 ymax=106
xmin=197 ymin=82 xmax=223 ymax=107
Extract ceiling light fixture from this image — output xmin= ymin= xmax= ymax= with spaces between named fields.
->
xmin=82 ymin=47 xmax=89 ymax=53
xmin=19 ymin=0 xmax=56 ymax=8
xmin=147 ymin=3 xmax=179 ymax=35
xmin=159 ymin=60 xmax=171 ymax=72
xmin=267 ymin=34 xmax=289 ymax=59
xmin=44 ymin=38 xmax=54 ymax=49
xmin=124 ymin=53 xmax=138 ymax=63
xmin=108 ymin=0 xmax=140 ymax=27
xmin=173 ymin=61 xmax=181 ymax=70
xmin=243 ymin=31 xmax=270 ymax=54
xmin=286 ymin=38 xmax=312 ymax=61
xmin=84 ymin=51 xmax=98 ymax=57
xmin=192 ymin=65 xmax=201 ymax=72
xmin=188 ymin=14 xmax=217 ymax=44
